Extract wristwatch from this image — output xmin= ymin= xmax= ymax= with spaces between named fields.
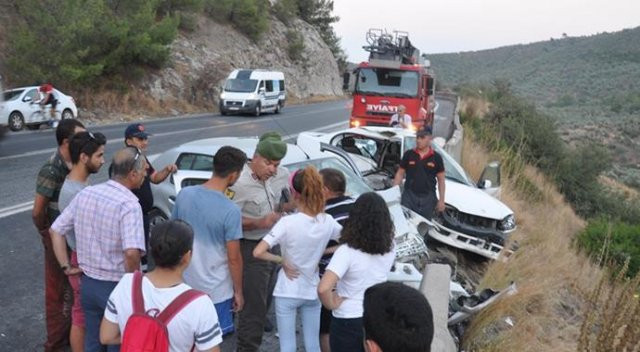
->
xmin=60 ymin=263 xmax=70 ymax=272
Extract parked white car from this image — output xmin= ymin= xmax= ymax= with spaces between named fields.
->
xmin=296 ymin=126 xmax=517 ymax=260
xmin=1 ymin=86 xmax=78 ymax=131
xmin=149 ymin=136 xmax=429 ymax=286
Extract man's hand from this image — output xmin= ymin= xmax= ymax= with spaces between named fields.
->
xmin=233 ymin=291 xmax=244 ymax=312
xmin=64 ymin=266 xmax=83 ymax=276
xmin=164 ymin=164 xmax=178 ymax=174
xmin=281 ymin=259 xmax=299 ymax=280
xmin=436 ymin=200 xmax=446 ymax=213
xmin=261 ymin=212 xmax=281 ymax=229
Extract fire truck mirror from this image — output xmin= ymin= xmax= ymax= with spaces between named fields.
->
xmin=427 ymin=77 xmax=435 ymax=96
xmin=342 ymin=72 xmax=351 ymax=91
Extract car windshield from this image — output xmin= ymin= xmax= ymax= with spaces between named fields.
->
xmin=285 ymin=157 xmax=372 ymax=197
xmin=355 ymin=68 xmax=419 ymax=98
xmin=3 ymin=90 xmax=24 ymax=101
xmin=224 ymin=79 xmax=258 ymax=93
xmin=404 ymin=136 xmax=475 ymax=186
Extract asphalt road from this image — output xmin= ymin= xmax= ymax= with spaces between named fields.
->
xmin=0 ymin=100 xmax=350 ymax=351
xmin=0 ymin=97 xmax=455 ymax=351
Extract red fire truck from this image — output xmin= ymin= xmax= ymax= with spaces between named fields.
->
xmin=345 ymin=30 xmax=435 ymax=130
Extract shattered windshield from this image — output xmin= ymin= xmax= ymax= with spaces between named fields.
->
xmin=355 ymin=68 xmax=419 ymax=98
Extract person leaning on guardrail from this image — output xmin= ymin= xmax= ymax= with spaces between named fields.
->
xmin=32 ymin=118 xmax=85 ymax=352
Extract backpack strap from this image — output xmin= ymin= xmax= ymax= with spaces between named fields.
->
xmin=157 ymin=289 xmax=205 ymax=325
xmin=131 ymin=271 xmax=145 ymax=314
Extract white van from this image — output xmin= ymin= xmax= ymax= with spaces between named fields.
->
xmin=219 ymin=69 xmax=286 ymax=116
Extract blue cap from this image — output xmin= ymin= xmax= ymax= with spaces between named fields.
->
xmin=416 ymin=125 xmax=433 ymax=137
xmin=124 ymin=123 xmax=151 ymax=139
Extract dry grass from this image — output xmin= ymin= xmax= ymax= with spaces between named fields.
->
xmin=599 ymin=176 xmax=640 ymax=201
xmin=460 ymin=96 xmax=490 ymax=120
xmin=459 ymin=130 xmax=607 ymax=351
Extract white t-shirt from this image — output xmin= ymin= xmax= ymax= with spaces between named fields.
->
xmin=327 ymin=244 xmax=395 ymax=319
xmin=104 ymin=273 xmax=223 ymax=352
xmin=263 ymin=212 xmax=342 ymax=300
xmin=390 ymin=113 xmax=412 ymax=127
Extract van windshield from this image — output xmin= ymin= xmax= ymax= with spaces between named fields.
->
xmin=224 ymin=79 xmax=258 ymax=93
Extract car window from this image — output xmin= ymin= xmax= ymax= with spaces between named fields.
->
xmin=3 ymin=90 xmax=24 ymax=101
xmin=332 ymin=134 xmax=382 ymax=162
xmin=192 ymin=155 xmax=213 ymax=171
xmin=279 ymin=80 xmax=285 ymax=92
xmin=177 ymin=153 xmax=197 ymax=170
xmin=286 ymin=158 xmax=371 ymax=197
xmin=24 ymin=89 xmax=39 ymax=101
xmin=181 ymin=178 xmax=207 ymax=188
xmin=266 ymin=80 xmax=274 ymax=93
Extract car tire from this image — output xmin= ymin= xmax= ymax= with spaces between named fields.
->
xmin=148 ymin=208 xmax=168 ymax=233
xmin=275 ymin=102 xmax=281 ymax=114
xmin=8 ymin=111 xmax=25 ymax=131
xmin=254 ymin=103 xmax=261 ymax=117
xmin=62 ymin=109 xmax=74 ymax=120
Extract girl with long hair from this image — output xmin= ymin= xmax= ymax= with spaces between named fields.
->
xmin=253 ymin=165 xmax=342 ymax=352
xmin=317 ymin=192 xmax=396 ymax=352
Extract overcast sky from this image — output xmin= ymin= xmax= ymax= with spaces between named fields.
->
xmin=333 ymin=0 xmax=640 ymax=62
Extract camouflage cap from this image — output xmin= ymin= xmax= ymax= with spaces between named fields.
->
xmin=256 ymin=131 xmax=287 ymax=161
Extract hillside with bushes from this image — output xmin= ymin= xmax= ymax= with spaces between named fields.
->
xmin=0 ymin=0 xmax=345 ymax=120
xmin=429 ymin=27 xmax=640 ymax=191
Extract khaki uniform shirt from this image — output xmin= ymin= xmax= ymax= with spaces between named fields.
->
xmin=229 ymin=164 xmax=290 ymax=240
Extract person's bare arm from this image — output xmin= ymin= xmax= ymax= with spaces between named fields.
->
xmin=226 ymin=240 xmax=244 ymax=312
xmin=49 ymin=229 xmax=81 ymax=275
xmin=436 ymin=171 xmax=446 ymax=213
xmin=318 ymin=271 xmax=344 ymax=310
xmin=241 ymin=212 xmax=280 ymax=231
xmin=123 ymin=249 xmax=141 ymax=272
xmin=323 ymin=245 xmax=339 ymax=255
xmin=32 ymin=194 xmax=50 ymax=233
xmin=99 ymin=318 xmax=121 ymax=345
xmin=253 ymin=240 xmax=299 ymax=279
xmin=392 ymin=167 xmax=406 ymax=186
xmin=150 ymin=164 xmax=177 ymax=184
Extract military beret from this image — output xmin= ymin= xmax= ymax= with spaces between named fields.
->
xmin=256 ymin=132 xmax=287 ymax=161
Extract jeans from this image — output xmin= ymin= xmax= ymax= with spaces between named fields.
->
xmin=330 ymin=316 xmax=364 ymax=352
xmin=275 ymin=297 xmax=322 ymax=352
xmin=81 ymin=275 xmax=119 ymax=352
xmin=401 ymin=189 xmax=438 ymax=220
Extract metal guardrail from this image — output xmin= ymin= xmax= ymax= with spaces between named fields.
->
xmin=434 ymin=92 xmax=464 ymax=163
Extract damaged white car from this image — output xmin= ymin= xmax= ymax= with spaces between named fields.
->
xmin=148 ymin=136 xmax=428 ymax=286
xmin=296 ymin=127 xmax=517 ymax=260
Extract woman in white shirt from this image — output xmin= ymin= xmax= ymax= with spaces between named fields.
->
xmin=317 ymin=192 xmax=395 ymax=352
xmin=253 ymin=166 xmax=342 ymax=352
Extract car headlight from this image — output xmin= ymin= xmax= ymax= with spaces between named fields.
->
xmin=498 ymin=214 xmax=516 ymax=231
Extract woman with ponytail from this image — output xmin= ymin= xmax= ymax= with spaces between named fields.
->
xmin=253 ymin=165 xmax=342 ymax=352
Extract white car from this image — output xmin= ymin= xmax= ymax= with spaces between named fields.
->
xmin=296 ymin=126 xmax=517 ymax=260
xmin=149 ymin=136 xmax=429 ymax=286
xmin=1 ymin=86 xmax=78 ymax=131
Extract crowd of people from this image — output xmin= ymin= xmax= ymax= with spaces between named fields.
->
xmin=34 ymin=119 xmax=441 ymax=352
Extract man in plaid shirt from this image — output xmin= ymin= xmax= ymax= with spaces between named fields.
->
xmin=50 ymin=147 xmax=147 ymax=351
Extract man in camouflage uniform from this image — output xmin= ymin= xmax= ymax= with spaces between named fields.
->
xmin=32 ymin=119 xmax=85 ymax=351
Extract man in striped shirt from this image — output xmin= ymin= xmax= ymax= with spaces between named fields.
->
xmin=50 ymin=147 xmax=147 ymax=351
xmin=318 ymin=168 xmax=357 ymax=352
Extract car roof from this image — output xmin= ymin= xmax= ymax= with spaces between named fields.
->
xmin=175 ymin=136 xmax=309 ymax=164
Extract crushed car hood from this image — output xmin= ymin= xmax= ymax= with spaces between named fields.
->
xmin=443 ymin=180 xmax=513 ymax=220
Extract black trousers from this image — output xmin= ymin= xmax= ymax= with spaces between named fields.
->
xmin=401 ymin=188 xmax=438 ymax=220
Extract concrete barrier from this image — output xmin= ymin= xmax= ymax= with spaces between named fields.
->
xmin=435 ymin=92 xmax=464 ymax=164
xmin=420 ymin=264 xmax=458 ymax=352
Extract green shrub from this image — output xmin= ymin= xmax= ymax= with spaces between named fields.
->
xmin=273 ymin=0 xmax=298 ymax=24
xmin=286 ymin=29 xmax=305 ymax=62
xmin=577 ymin=219 xmax=640 ymax=277
xmin=204 ymin=0 xmax=269 ymax=41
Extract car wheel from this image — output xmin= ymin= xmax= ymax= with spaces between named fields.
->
xmin=8 ymin=111 xmax=25 ymax=131
xmin=275 ymin=103 xmax=281 ymax=114
xmin=254 ymin=103 xmax=261 ymax=117
xmin=148 ymin=208 xmax=168 ymax=233
xmin=62 ymin=109 xmax=74 ymax=120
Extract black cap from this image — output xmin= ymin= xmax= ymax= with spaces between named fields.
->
xmin=416 ymin=125 xmax=433 ymax=137
xmin=124 ymin=123 xmax=151 ymax=139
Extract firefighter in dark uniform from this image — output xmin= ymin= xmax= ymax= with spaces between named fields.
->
xmin=393 ymin=125 xmax=446 ymax=219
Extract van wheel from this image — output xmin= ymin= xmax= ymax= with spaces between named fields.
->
xmin=254 ymin=103 xmax=261 ymax=117
xmin=275 ymin=103 xmax=281 ymax=114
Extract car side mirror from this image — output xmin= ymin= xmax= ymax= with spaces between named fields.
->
xmin=259 ymin=87 xmax=265 ymax=94
xmin=480 ymin=179 xmax=492 ymax=189
xmin=342 ymin=72 xmax=351 ymax=91
xmin=23 ymin=96 xmax=32 ymax=103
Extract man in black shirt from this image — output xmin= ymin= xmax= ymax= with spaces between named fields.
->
xmin=318 ymin=168 xmax=356 ymax=352
xmin=123 ymin=123 xmax=177 ymax=267
xmin=393 ymin=126 xmax=445 ymax=220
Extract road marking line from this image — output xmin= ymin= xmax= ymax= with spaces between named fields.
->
xmin=0 ymin=106 xmax=347 ymax=162
xmin=0 ymin=122 xmax=348 ymax=220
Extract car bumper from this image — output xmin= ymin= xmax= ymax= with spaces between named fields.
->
xmin=220 ymin=100 xmax=259 ymax=113
xmin=428 ymin=220 xmax=514 ymax=260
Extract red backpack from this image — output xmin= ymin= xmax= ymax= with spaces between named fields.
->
xmin=120 ymin=271 xmax=205 ymax=352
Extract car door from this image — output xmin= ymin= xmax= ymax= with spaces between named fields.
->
xmin=21 ymin=88 xmax=42 ymax=123
xmin=264 ymin=80 xmax=277 ymax=108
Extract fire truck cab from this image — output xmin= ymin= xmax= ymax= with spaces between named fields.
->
xmin=346 ymin=30 xmax=435 ymax=130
